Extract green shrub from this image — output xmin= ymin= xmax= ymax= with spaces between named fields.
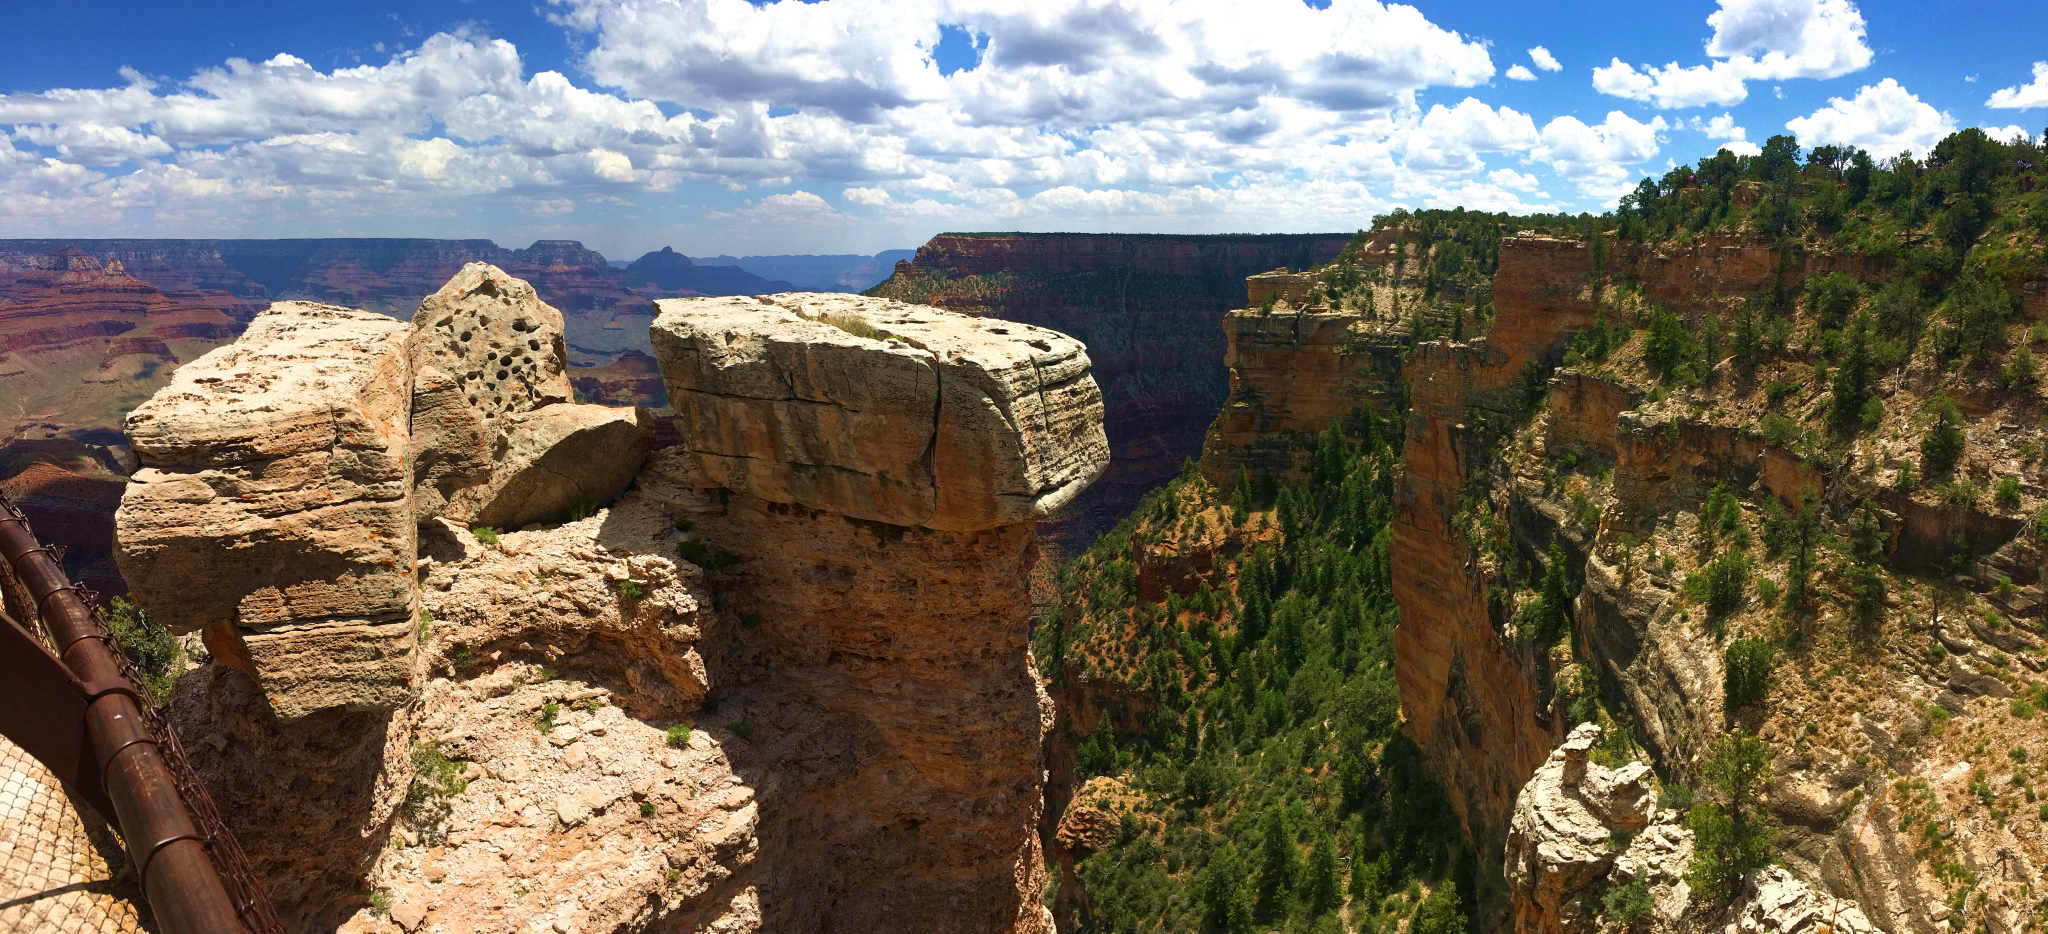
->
xmin=1604 ymin=878 xmax=1654 ymax=924
xmin=1724 ymin=639 xmax=1774 ymax=708
xmin=1686 ymin=552 xmax=1752 ymax=629
xmin=616 ymin=579 xmax=645 ymax=599
xmin=1684 ymin=730 xmax=1777 ymax=901
xmin=100 ymin=596 xmax=184 ymax=700
xmin=815 ymin=312 xmax=894 ymax=342
xmin=538 ymin=702 xmax=560 ymax=733
xmin=729 ymin=720 xmax=753 ymax=740
xmin=403 ymin=741 xmax=468 ymax=834
xmin=640 ymin=800 xmax=657 ymax=817
xmin=1997 ymin=476 xmax=2023 ymax=510
xmin=471 ymin=526 xmax=500 ymax=546
xmin=1920 ymin=394 xmax=1967 ymax=475
xmin=567 ymin=497 xmax=602 ymax=522
xmin=1761 ymin=413 xmax=1801 ymax=446
xmin=666 ymin=725 xmax=691 ymax=748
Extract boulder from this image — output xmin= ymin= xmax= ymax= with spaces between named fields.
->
xmin=406 ymin=264 xmax=652 ymax=527
xmin=437 ymin=403 xmax=655 ymax=531
xmin=649 ymin=293 xmax=1109 ymax=531
xmin=1505 ymin=724 xmax=1659 ymax=934
xmin=408 ymin=261 xmax=572 ymax=423
xmin=116 ymin=301 xmax=416 ymax=717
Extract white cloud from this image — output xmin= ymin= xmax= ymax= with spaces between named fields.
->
xmin=1784 ymin=78 xmax=1956 ymax=157
xmin=1988 ymin=62 xmax=2048 ymax=110
xmin=1594 ymin=0 xmax=1871 ymax=109
xmin=1489 ymin=167 xmax=1540 ymax=190
xmin=0 ymin=0 xmax=1690 ymax=243
xmin=1719 ymin=140 xmax=1762 ymax=156
xmin=1688 ymin=113 xmax=1747 ymax=141
xmin=1531 ymin=111 xmax=1669 ymax=197
xmin=1982 ymin=125 xmax=2031 ymax=144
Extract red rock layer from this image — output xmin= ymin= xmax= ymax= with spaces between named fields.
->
xmin=1390 ymin=235 xmax=1603 ymax=837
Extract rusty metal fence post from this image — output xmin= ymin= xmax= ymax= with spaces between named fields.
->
xmin=0 ymin=492 xmax=282 ymax=934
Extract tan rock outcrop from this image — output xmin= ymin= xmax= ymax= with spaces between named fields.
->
xmin=649 ymin=293 xmax=1108 ymax=531
xmin=439 ymin=403 xmax=655 ymax=530
xmin=641 ymin=459 xmax=1057 ymax=934
xmin=408 ymin=264 xmax=653 ymax=527
xmin=117 ymin=300 xmax=418 ymax=718
xmin=1505 ymin=724 xmax=1661 ymax=934
xmin=1199 ymin=300 xmax=1405 ymax=487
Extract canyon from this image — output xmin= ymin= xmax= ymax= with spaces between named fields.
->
xmin=867 ymin=232 xmax=1351 ymax=552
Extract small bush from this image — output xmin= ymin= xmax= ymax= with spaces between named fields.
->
xmin=1724 ymin=638 xmax=1774 ymax=708
xmin=1997 ymin=476 xmax=2023 ymax=510
xmin=729 ymin=720 xmax=754 ymax=740
xmin=1685 ymin=552 xmax=1752 ymax=629
xmin=617 ymin=579 xmax=645 ymax=599
xmin=1761 ymin=413 xmax=1802 ymax=446
xmin=101 ymin=597 xmax=184 ymax=700
xmin=1657 ymin=784 xmax=1697 ymax=812
xmin=471 ymin=526 xmax=501 ymax=546
xmin=1920 ymin=394 xmax=1967 ymax=476
xmin=816 ymin=312 xmax=894 ymax=342
xmin=2016 ymin=699 xmax=2038 ymax=720
xmin=538 ymin=701 xmax=560 ymax=733
xmin=666 ymin=725 xmax=691 ymax=748
xmin=1604 ymin=878 xmax=1654 ymax=924
xmin=640 ymin=801 xmax=657 ymax=817
xmin=404 ymin=741 xmax=469 ymax=835
xmin=567 ymin=497 xmax=602 ymax=522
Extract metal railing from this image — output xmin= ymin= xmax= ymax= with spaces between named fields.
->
xmin=0 ymin=492 xmax=282 ymax=934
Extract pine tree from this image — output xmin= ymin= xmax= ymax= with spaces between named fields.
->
xmin=1303 ymin=829 xmax=1341 ymax=917
xmin=1684 ymin=730 xmax=1777 ymax=901
xmin=1259 ymin=806 xmax=1298 ymax=908
xmin=1203 ymin=846 xmax=1257 ymax=933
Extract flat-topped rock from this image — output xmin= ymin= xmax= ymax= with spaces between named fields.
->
xmin=650 ymin=293 xmax=1108 ymax=531
xmin=117 ymin=300 xmax=416 ymax=717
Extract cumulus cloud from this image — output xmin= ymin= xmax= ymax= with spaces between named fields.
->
xmin=1594 ymin=0 xmax=1871 ymax=108
xmin=1784 ymin=78 xmax=1956 ymax=156
xmin=0 ymin=0 xmax=1684 ymax=242
xmin=1532 ymin=111 xmax=1669 ymax=197
xmin=1988 ymin=62 xmax=2048 ymax=110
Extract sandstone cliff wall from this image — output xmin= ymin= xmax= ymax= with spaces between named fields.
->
xmin=1198 ymin=302 xmax=1406 ymax=487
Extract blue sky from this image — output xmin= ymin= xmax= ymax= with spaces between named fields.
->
xmin=0 ymin=0 xmax=2043 ymax=259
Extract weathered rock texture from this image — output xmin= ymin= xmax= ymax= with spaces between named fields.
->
xmin=1505 ymin=724 xmax=1662 ymax=934
xmin=867 ymin=232 xmax=1348 ymax=549
xmin=640 ymin=466 xmax=1056 ymax=933
xmin=645 ymin=293 xmax=1106 ymax=930
xmin=651 ymin=293 xmax=1108 ymax=531
xmin=329 ymin=499 xmax=759 ymax=934
xmin=117 ymin=300 xmax=419 ymax=718
xmin=1391 ymin=237 xmax=1604 ymax=840
xmin=1199 ymin=301 xmax=1406 ymax=486
xmin=408 ymin=264 xmax=654 ymax=528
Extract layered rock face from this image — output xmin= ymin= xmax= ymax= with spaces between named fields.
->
xmin=867 ymin=232 xmax=1347 ymax=549
xmin=652 ymin=293 xmax=1107 ymax=531
xmin=1505 ymin=724 xmax=1665 ymax=934
xmin=1198 ymin=301 xmax=1406 ymax=486
xmin=1391 ymin=235 xmax=1604 ymax=838
xmin=118 ymin=300 xmax=420 ymax=716
xmin=646 ymin=293 xmax=1109 ymax=932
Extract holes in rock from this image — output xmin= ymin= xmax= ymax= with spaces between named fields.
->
xmin=459 ymin=331 xmax=473 ymax=342
xmin=479 ymin=317 xmax=491 ymax=327
xmin=521 ymin=356 xmax=533 ymax=365
xmin=513 ymin=319 xmax=529 ymax=332
xmin=528 ymin=340 xmax=540 ymax=351
xmin=497 ymin=370 xmax=509 ymax=381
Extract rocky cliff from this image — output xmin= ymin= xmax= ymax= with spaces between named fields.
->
xmin=866 ymin=232 xmax=1350 ymax=551
xmin=108 ymin=275 xmax=1106 ymax=933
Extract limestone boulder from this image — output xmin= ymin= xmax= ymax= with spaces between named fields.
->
xmin=408 ymin=262 xmax=572 ymax=423
xmin=116 ymin=301 xmax=417 ymax=718
xmin=405 ymin=264 xmax=653 ymax=527
xmin=1505 ymin=724 xmax=1658 ymax=934
xmin=650 ymin=293 xmax=1109 ymax=530
xmin=437 ymin=403 xmax=655 ymax=531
